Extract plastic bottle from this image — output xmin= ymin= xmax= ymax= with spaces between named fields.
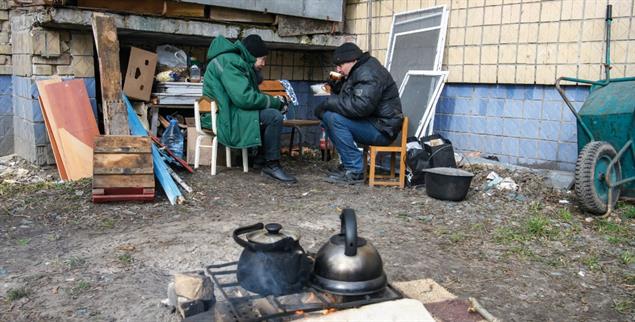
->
xmin=190 ymin=57 xmax=201 ymax=83
xmin=161 ymin=118 xmax=184 ymax=159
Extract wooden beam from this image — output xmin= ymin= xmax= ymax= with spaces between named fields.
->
xmin=208 ymin=6 xmax=275 ymax=24
xmin=91 ymin=13 xmax=129 ymax=135
xmin=78 ymin=0 xmax=205 ymax=18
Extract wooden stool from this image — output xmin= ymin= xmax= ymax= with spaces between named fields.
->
xmin=363 ymin=117 xmax=409 ymax=188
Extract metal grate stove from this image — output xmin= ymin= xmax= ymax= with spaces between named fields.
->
xmin=206 ymin=261 xmax=404 ymax=322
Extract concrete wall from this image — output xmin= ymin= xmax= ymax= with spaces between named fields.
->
xmin=345 ymin=0 xmax=635 ymax=84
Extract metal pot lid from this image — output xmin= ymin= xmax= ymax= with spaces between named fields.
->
xmin=245 ymin=223 xmax=300 ymax=245
xmin=424 ymin=167 xmax=474 ymax=177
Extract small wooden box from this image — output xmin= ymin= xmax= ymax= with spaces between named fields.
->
xmin=92 ymin=135 xmax=155 ymax=202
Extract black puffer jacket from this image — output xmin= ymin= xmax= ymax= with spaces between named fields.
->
xmin=323 ymin=52 xmax=403 ymax=140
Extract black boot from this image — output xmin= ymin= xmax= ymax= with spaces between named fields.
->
xmin=261 ymin=161 xmax=297 ymax=183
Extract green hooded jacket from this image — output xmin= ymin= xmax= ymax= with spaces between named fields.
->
xmin=202 ymin=36 xmax=281 ymax=148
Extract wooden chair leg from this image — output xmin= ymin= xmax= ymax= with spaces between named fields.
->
xmin=398 ymin=150 xmax=406 ymax=188
xmin=390 ymin=152 xmax=396 ymax=177
xmin=362 ymin=146 xmax=368 ymax=182
xmin=369 ymin=148 xmax=377 ymax=187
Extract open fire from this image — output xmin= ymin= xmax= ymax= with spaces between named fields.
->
xmin=206 ymin=262 xmax=403 ymax=322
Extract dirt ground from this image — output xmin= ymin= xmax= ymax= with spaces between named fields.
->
xmin=0 ymin=155 xmax=634 ymax=322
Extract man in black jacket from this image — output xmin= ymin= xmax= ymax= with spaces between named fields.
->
xmin=314 ymin=43 xmax=403 ymax=184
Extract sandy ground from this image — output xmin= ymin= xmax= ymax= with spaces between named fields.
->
xmin=0 ymin=156 xmax=634 ymax=322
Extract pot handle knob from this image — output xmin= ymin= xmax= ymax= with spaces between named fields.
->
xmin=232 ymin=223 xmax=264 ymax=249
xmin=340 ymin=208 xmax=357 ymax=256
xmin=265 ymin=223 xmax=282 ymax=234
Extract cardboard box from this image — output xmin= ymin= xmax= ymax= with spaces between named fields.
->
xmin=185 ymin=117 xmax=212 ymax=166
xmin=124 ymin=47 xmax=157 ymax=101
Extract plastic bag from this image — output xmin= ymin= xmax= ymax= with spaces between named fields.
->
xmin=405 ymin=137 xmax=429 ymax=187
xmin=161 ymin=117 xmax=184 ymax=159
xmin=156 ymin=45 xmax=188 ymax=74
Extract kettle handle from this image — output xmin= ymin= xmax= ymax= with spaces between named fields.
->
xmin=232 ymin=223 xmax=263 ymax=249
xmin=340 ymin=208 xmax=357 ymax=256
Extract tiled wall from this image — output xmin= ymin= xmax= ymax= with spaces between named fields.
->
xmin=0 ymin=75 xmax=11 ymax=155
xmin=435 ymin=83 xmax=589 ymax=171
xmin=261 ymin=50 xmax=333 ymax=82
xmin=345 ymin=0 xmax=635 ymax=84
xmin=12 ymin=76 xmax=97 ymax=164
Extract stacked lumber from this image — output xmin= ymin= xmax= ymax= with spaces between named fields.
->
xmin=153 ymin=82 xmax=202 ymax=105
xmin=92 ymin=136 xmax=155 ymax=202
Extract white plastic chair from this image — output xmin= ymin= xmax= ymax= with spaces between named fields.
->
xmin=194 ymin=98 xmax=248 ymax=175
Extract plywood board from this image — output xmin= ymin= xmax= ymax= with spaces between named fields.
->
xmin=37 ymin=78 xmax=67 ymax=180
xmin=37 ymin=79 xmax=99 ymax=181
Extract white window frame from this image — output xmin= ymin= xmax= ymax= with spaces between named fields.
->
xmin=398 ymin=70 xmax=448 ymax=138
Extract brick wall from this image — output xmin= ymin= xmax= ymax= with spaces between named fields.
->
xmin=345 ymin=0 xmax=635 ymax=85
xmin=435 ymin=84 xmax=588 ymax=171
xmin=0 ymin=1 xmax=11 ymax=155
xmin=261 ymin=50 xmax=333 ymax=81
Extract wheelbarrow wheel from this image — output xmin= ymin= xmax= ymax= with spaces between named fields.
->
xmin=574 ymin=141 xmax=622 ymax=215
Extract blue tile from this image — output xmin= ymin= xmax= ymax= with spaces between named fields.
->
xmin=492 ymin=85 xmax=507 ymax=98
xmin=486 ymin=99 xmax=504 ymax=116
xmin=519 ymin=119 xmax=540 ymax=139
xmin=541 ymin=101 xmax=563 ymax=121
xmin=485 ymin=136 xmax=503 ymax=154
xmin=440 ymin=86 xmax=450 ymax=98
xmin=539 ymin=120 xmax=560 ymax=140
xmin=26 ymin=99 xmax=43 ymax=122
xmin=562 ymin=109 xmax=576 ymax=123
xmin=538 ymin=140 xmax=558 ymax=161
xmin=485 ymin=117 xmax=503 ymax=135
xmin=0 ymin=97 xmax=11 ymax=116
xmin=34 ymin=122 xmax=48 ymax=145
xmin=448 ymin=115 xmax=470 ymax=132
xmin=558 ymin=162 xmax=576 ymax=172
xmin=518 ymin=139 xmax=539 ymax=159
xmin=508 ymin=85 xmax=527 ymax=100
xmin=442 ymin=97 xmax=456 ymax=114
xmin=471 ymin=134 xmax=487 ymax=151
xmin=436 ymin=97 xmax=449 ymax=114
xmin=434 ymin=114 xmax=449 ymax=130
xmin=474 ymin=85 xmax=491 ymax=98
xmin=456 ymin=84 xmax=474 ymax=97
xmin=0 ymin=76 xmax=12 ymax=95
xmin=544 ymin=87 xmax=562 ymax=101
xmin=560 ymin=122 xmax=577 ymax=142
xmin=558 ymin=142 xmax=578 ymax=163
xmin=503 ymin=99 xmax=523 ymax=118
xmin=573 ymin=101 xmax=584 ymax=112
xmin=572 ymin=86 xmax=590 ymax=102
xmin=502 ymin=137 xmax=519 ymax=156
xmin=470 ymin=116 xmax=486 ymax=134
xmin=523 ymin=100 xmax=542 ymax=120
xmin=518 ymin=157 xmax=540 ymax=166
xmin=454 ymin=97 xmax=472 ymax=115
xmin=477 ymin=98 xmax=488 ymax=116
xmin=524 ymin=86 xmax=544 ymax=100
xmin=503 ymin=118 xmax=521 ymax=137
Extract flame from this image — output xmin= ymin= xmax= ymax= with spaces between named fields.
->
xmin=323 ymin=308 xmax=337 ymax=315
xmin=295 ymin=310 xmax=305 ymax=315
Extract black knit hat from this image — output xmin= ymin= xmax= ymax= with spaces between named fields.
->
xmin=242 ymin=34 xmax=268 ymax=58
xmin=333 ymin=42 xmax=362 ymax=65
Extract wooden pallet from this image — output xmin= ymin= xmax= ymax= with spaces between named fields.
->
xmin=92 ymin=135 xmax=155 ymax=203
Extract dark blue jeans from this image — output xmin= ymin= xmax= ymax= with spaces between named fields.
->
xmin=259 ymin=108 xmax=283 ymax=161
xmin=322 ymin=111 xmax=393 ymax=173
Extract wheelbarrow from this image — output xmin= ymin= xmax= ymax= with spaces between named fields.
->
xmin=556 ymin=5 xmax=635 ymax=215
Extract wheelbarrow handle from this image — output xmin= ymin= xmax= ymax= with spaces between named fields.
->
xmin=555 ymin=77 xmax=595 ymax=142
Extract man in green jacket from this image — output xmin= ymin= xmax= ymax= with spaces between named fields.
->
xmin=203 ymin=34 xmax=297 ymax=183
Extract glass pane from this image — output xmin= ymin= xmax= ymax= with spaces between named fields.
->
xmin=389 ymin=29 xmax=441 ymax=88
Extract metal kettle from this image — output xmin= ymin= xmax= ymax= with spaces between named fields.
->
xmin=310 ymin=208 xmax=387 ymax=296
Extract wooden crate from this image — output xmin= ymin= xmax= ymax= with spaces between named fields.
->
xmin=92 ymin=135 xmax=155 ymax=202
